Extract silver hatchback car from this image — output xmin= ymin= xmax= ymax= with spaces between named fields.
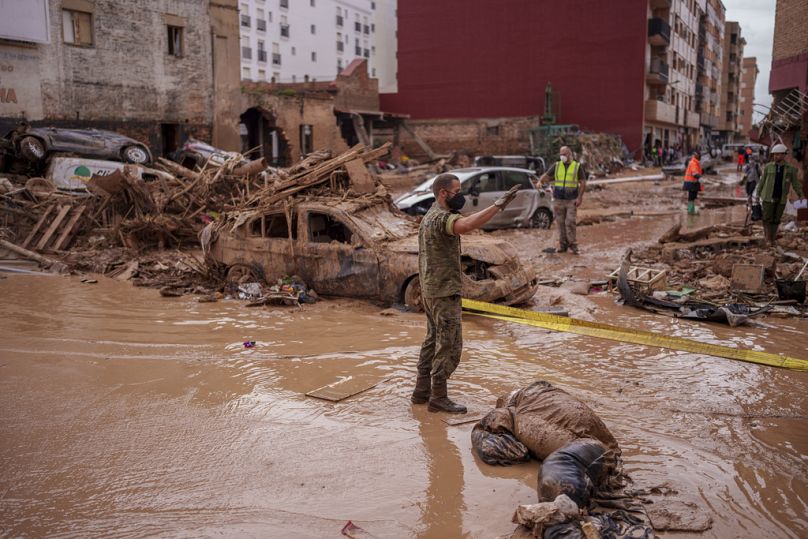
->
xmin=394 ymin=167 xmax=554 ymax=229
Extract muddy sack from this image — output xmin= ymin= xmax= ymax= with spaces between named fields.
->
xmin=472 ymin=381 xmax=620 ymax=466
xmin=538 ymin=438 xmax=615 ymax=507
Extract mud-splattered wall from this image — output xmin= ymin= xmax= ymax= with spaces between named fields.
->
xmin=0 ymin=0 xmax=240 ymax=154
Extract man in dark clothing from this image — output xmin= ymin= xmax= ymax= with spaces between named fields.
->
xmin=412 ymin=174 xmax=520 ymax=413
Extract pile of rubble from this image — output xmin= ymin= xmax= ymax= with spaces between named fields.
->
xmin=0 ymin=142 xmax=391 ymax=299
xmin=615 ymin=221 xmax=808 ymax=322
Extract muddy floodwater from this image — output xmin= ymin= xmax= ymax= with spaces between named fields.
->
xmin=2 ymin=270 xmax=808 ymax=535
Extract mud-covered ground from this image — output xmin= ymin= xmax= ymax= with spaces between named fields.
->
xmin=1 ymin=165 xmax=807 ymax=538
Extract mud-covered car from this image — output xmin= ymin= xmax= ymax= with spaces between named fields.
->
xmin=0 ymin=125 xmax=152 ymax=172
xmin=204 ymin=198 xmax=539 ymax=308
xmin=171 ymin=138 xmax=242 ymax=170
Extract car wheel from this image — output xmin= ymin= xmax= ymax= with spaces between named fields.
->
xmin=226 ymin=263 xmax=258 ymax=284
xmin=122 ymin=145 xmax=150 ymax=164
xmin=19 ymin=136 xmax=46 ymax=162
xmin=403 ymin=276 xmax=423 ymax=311
xmin=530 ymin=207 xmax=553 ymax=229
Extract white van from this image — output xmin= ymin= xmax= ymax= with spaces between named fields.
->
xmin=721 ymin=143 xmax=767 ymax=161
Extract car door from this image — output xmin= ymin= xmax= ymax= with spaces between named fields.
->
xmin=243 ymin=210 xmax=299 ymax=278
xmin=49 ymin=128 xmax=106 ymax=156
xmin=498 ymin=170 xmax=537 ymax=225
xmin=298 ymin=208 xmax=380 ymax=298
xmin=461 ymin=170 xmax=501 ymax=221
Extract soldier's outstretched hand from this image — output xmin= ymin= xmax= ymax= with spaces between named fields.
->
xmin=494 ymin=185 xmax=521 ymax=210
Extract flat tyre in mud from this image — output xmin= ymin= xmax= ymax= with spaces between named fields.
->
xmin=226 ymin=263 xmax=257 ymax=284
xmin=19 ymin=136 xmax=46 ymax=162
xmin=531 ymin=207 xmax=553 ymax=229
xmin=403 ymin=276 xmax=423 ymax=311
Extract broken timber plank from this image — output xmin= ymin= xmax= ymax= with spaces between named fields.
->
xmin=21 ymin=204 xmax=56 ymax=249
xmin=351 ymin=114 xmax=371 ymax=146
xmin=51 ymin=205 xmax=86 ymax=251
xmin=36 ymin=204 xmax=71 ymax=251
xmin=0 ymin=239 xmax=68 ymax=272
xmin=344 ymin=158 xmax=376 ymax=194
xmin=401 ymin=121 xmax=437 ymax=161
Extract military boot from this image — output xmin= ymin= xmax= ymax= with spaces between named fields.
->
xmin=411 ymin=373 xmax=431 ymax=404
xmin=428 ymin=377 xmax=467 ymax=414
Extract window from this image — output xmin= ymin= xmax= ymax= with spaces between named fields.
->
xmin=371 ymin=1 xmax=376 ymax=8
xmin=337 ymin=40 xmax=343 ymax=52
xmin=311 ymin=24 xmax=316 ymax=34
xmin=280 ymin=0 xmax=288 ymax=8
xmin=242 ymin=67 xmax=251 ymax=79
xmin=258 ymin=68 xmax=266 ymax=79
xmin=280 ymin=17 xmax=289 ymax=38
xmin=311 ymin=51 xmax=317 ymax=61
xmin=62 ymin=9 xmax=93 ymax=46
xmin=308 ymin=213 xmax=352 ymax=244
xmin=167 ymin=25 xmax=183 ymax=57
xmin=355 ymin=21 xmax=361 ymax=32
xmin=257 ymin=18 xmax=266 ymax=31
xmin=291 ymin=46 xmax=296 ymax=55
xmin=371 ymin=67 xmax=376 ymax=77
xmin=241 ymin=14 xmax=251 ymax=27
xmin=371 ymin=23 xmax=375 ymax=33
xmin=250 ymin=213 xmax=297 ymax=238
xmin=363 ymin=24 xmax=369 ymax=34
xmin=300 ymin=124 xmax=313 ymax=155
xmin=363 ymin=48 xmax=369 ymax=58
xmin=501 ymin=170 xmax=532 ymax=189
xmin=242 ymin=46 xmax=252 ymax=59
xmin=336 ymin=13 xmax=343 ymax=27
xmin=257 ymin=40 xmax=266 ymax=62
xmin=310 ymin=0 xmax=315 ymax=6
xmin=355 ymin=45 xmax=361 ymax=56
xmin=485 ymin=125 xmax=500 ymax=137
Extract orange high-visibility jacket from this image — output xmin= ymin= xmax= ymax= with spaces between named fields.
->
xmin=684 ymin=156 xmax=702 ymax=182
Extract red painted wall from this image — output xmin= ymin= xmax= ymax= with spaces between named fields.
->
xmin=381 ymin=0 xmax=649 ymax=152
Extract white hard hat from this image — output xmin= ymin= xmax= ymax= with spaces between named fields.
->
xmin=771 ymin=143 xmax=787 ymax=154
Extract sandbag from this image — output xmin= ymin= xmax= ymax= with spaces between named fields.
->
xmin=538 ymin=438 xmax=616 ymax=507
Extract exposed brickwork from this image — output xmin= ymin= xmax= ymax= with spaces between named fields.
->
xmin=772 ymin=0 xmax=808 ymax=62
xmin=396 ymin=117 xmax=541 ymax=159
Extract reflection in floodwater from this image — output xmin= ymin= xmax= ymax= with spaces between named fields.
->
xmin=0 ymin=274 xmax=806 ymax=538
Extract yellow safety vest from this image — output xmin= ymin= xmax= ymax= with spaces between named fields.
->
xmin=553 ymin=161 xmax=580 ymax=190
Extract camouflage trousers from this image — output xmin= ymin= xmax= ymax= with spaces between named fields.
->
xmin=417 ymin=294 xmax=463 ymax=381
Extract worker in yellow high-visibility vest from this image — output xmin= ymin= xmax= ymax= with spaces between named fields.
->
xmin=536 ymin=146 xmax=587 ymax=254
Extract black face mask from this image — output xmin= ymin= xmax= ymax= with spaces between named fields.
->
xmin=446 ymin=191 xmax=466 ymax=211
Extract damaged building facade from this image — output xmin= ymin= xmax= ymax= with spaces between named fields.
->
xmin=239 ymin=58 xmax=407 ymax=165
xmin=0 ymin=0 xmax=242 ymax=156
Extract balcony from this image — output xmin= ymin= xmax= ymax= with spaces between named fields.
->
xmin=272 ymin=53 xmax=281 ymax=66
xmin=697 ymin=54 xmax=705 ymax=71
xmin=645 ymin=99 xmax=676 ymax=124
xmin=646 ymin=58 xmax=669 ymax=85
xmin=648 ymin=18 xmax=670 ymax=47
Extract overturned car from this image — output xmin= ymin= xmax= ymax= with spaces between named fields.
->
xmin=203 ymin=198 xmax=539 ymax=308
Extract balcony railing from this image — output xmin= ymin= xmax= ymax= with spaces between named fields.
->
xmin=645 ymin=99 xmax=676 ymax=124
xmin=647 ymin=58 xmax=669 ymax=85
xmin=648 ymin=18 xmax=671 ymax=47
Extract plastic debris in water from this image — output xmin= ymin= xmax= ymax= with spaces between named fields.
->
xmin=243 ymin=340 xmax=256 ymax=348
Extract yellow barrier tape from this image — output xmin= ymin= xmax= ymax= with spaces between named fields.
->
xmin=462 ymin=298 xmax=808 ymax=372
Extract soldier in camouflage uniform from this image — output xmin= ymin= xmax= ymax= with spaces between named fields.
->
xmin=413 ymin=174 xmax=521 ymax=413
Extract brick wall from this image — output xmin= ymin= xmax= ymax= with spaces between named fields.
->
xmin=392 ymin=117 xmax=542 ymax=159
xmin=772 ymin=0 xmax=808 ymax=61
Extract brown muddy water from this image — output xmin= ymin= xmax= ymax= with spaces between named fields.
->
xmin=1 ymin=272 xmax=806 ymax=539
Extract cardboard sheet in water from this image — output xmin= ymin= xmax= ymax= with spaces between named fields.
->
xmin=306 ymin=375 xmax=390 ymax=402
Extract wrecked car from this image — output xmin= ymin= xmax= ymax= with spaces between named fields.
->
xmin=394 ymin=167 xmax=554 ymax=229
xmin=0 ymin=124 xmax=152 ymax=172
xmin=204 ymin=198 xmax=539 ymax=308
xmin=171 ymin=138 xmax=243 ymax=170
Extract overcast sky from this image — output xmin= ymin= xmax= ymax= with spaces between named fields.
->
xmin=723 ymin=0 xmax=776 ymax=121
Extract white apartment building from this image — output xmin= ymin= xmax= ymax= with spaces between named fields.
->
xmin=238 ymin=0 xmax=396 ymax=91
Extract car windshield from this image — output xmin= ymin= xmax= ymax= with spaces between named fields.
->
xmin=350 ymin=204 xmax=419 ymax=241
